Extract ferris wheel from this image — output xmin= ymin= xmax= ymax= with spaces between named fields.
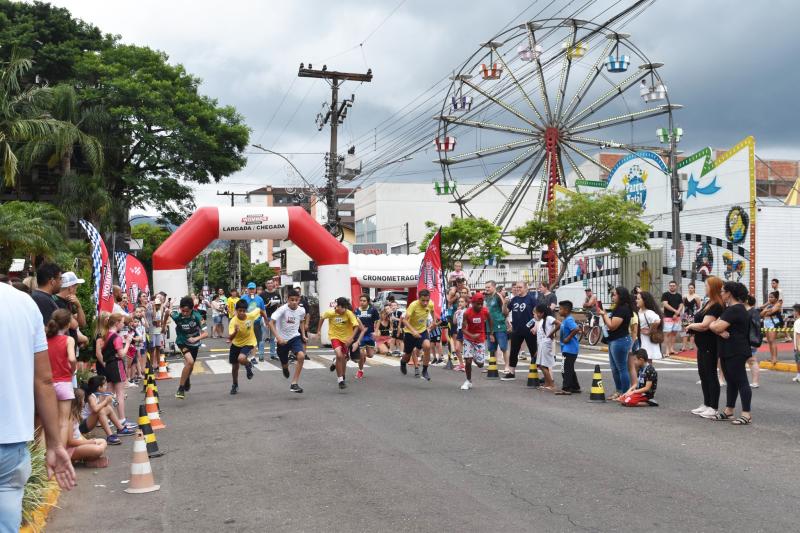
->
xmin=433 ymin=17 xmax=680 ymax=240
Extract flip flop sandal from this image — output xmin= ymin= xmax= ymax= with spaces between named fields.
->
xmin=731 ymin=416 xmax=752 ymax=425
xmin=712 ymin=412 xmax=732 ymax=421
xmin=554 ymin=390 xmax=571 ymax=396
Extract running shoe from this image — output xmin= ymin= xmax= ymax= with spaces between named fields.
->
xmin=290 ymin=384 xmax=303 ymax=394
xmin=282 ymin=366 xmax=290 ymax=379
xmin=250 ymin=357 xmax=258 ymax=366
xmin=289 ymin=354 xmax=297 ymax=362
xmin=793 ymin=375 xmax=800 ymax=382
xmin=230 ymin=384 xmax=238 ymax=395
xmin=460 ymin=380 xmax=472 ymax=390
xmin=456 ymin=364 xmax=465 ymax=372
xmin=500 ymin=372 xmax=516 ymax=381
xmin=106 ymin=435 xmax=121 ymax=445
xmin=356 ymin=369 xmax=364 ymax=379
xmin=175 ymin=388 xmax=185 ymax=400
xmin=184 ymin=377 xmax=191 ymax=391
xmin=691 ymin=405 xmax=707 ymax=415
xmin=117 ymin=427 xmax=136 ymax=436
xmin=121 ymin=419 xmax=138 ymax=429
xmin=246 ymin=363 xmax=254 ymax=380
xmin=400 ymin=361 xmax=407 ymax=375
xmin=421 ymin=368 xmax=430 ymax=381
xmin=329 ymin=361 xmax=336 ymax=372
xmin=338 ymin=380 xmax=347 ymax=390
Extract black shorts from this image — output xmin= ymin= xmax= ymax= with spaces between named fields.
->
xmin=101 ymin=358 xmax=124 ymax=384
xmin=177 ymin=344 xmax=200 ymax=361
xmin=276 ymin=336 xmax=305 ymax=365
xmin=403 ymin=331 xmax=429 ymax=355
xmin=78 ymin=419 xmax=90 ymax=434
xmin=229 ymin=344 xmax=253 ymax=364
xmin=391 ymin=328 xmax=403 ymax=339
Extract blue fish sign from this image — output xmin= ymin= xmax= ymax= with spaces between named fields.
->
xmin=686 ymin=174 xmax=721 ymax=198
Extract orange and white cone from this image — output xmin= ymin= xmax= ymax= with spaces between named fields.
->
xmin=124 ymin=429 xmax=160 ymax=494
xmin=145 ymin=386 xmax=166 ymax=431
xmin=154 ymin=353 xmax=171 ymax=380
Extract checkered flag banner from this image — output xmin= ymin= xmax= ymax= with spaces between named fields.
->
xmin=78 ymin=219 xmax=114 ymax=313
xmin=115 ymin=251 xmax=128 ymax=293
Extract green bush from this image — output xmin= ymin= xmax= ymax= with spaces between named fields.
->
xmin=21 ymin=435 xmax=57 ymax=530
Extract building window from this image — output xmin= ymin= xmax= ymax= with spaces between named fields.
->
xmin=338 ymin=210 xmax=353 ymax=217
xmin=355 ymin=215 xmax=376 ymax=243
xmin=391 ymin=242 xmax=415 ymax=254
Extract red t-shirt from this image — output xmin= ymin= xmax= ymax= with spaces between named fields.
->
xmin=46 ymin=334 xmax=73 ymax=382
xmin=463 ymin=307 xmax=491 ymax=343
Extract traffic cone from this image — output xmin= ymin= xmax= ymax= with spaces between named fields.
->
xmin=588 ymin=364 xmax=606 ymax=403
xmin=145 ymin=384 xmax=166 ymax=430
xmin=486 ymin=353 xmax=499 ymax=379
xmin=154 ymin=353 xmax=171 ymax=380
xmin=141 ymin=357 xmax=150 ymax=393
xmin=526 ymin=361 xmax=540 ymax=388
xmin=124 ymin=430 xmax=160 ymax=494
xmin=138 ymin=405 xmax=164 ymax=458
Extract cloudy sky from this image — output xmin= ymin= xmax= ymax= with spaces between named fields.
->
xmin=43 ymin=0 xmax=800 ymax=212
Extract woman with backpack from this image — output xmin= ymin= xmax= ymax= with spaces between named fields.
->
xmin=709 ymin=281 xmax=753 ymax=425
xmin=685 ymin=276 xmax=724 ymax=419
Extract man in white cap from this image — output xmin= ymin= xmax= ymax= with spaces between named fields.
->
xmin=54 ymin=271 xmax=88 ymax=347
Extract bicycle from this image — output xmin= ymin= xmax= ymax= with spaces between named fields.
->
xmin=576 ymin=309 xmax=603 ymax=346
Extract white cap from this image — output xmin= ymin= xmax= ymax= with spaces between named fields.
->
xmin=61 ymin=271 xmax=85 ymax=288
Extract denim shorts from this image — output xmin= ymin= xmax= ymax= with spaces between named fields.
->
xmin=487 ymin=330 xmax=509 ymax=352
xmin=0 ymin=442 xmax=31 ymax=532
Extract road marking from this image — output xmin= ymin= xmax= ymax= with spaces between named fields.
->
xmin=254 ymin=362 xmax=280 ymax=372
xmin=168 ymin=362 xmax=207 ymax=377
xmin=300 ymin=359 xmax=325 ymax=370
xmin=369 ymin=355 xmax=401 ymax=367
xmin=205 ymin=359 xmax=232 ymax=374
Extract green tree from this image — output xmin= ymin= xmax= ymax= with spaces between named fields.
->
xmin=131 ymin=223 xmax=171 ymax=278
xmin=512 ymin=191 xmax=651 ymax=289
xmin=75 ymin=44 xmax=250 ymax=223
xmin=249 ymin=262 xmax=276 ymax=285
xmin=419 ymin=217 xmax=507 ymax=271
xmin=0 ymin=200 xmax=66 ymax=269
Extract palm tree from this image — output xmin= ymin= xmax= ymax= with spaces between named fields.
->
xmin=0 ymin=200 xmax=66 ymax=269
xmin=0 ymin=49 xmax=65 ymax=187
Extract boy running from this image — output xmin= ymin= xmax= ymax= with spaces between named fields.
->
xmin=317 ymin=297 xmax=364 ymax=390
xmin=268 ymin=290 xmax=307 ymax=393
xmin=401 ymin=289 xmax=438 ymax=381
xmin=460 ymin=292 xmax=493 ymax=390
xmin=227 ymin=300 xmax=258 ymax=395
xmin=354 ymin=295 xmax=380 ymax=379
xmin=172 ymin=296 xmax=208 ymax=400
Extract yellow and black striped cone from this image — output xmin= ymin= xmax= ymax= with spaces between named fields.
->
xmin=138 ymin=405 xmax=164 ymax=458
xmin=588 ymin=364 xmax=606 ymax=403
xmin=526 ymin=361 xmax=540 ymax=388
xmin=147 ymin=374 xmax=163 ymax=413
xmin=445 ymin=352 xmax=454 ymax=370
xmin=486 ymin=354 xmax=499 ymax=379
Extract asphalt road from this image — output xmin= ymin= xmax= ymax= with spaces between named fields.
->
xmin=50 ymin=340 xmax=800 ymax=533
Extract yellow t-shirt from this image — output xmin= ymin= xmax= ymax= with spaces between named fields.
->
xmin=227 ymin=297 xmax=240 ymax=319
xmin=404 ymin=300 xmax=435 ymax=334
xmin=321 ymin=309 xmax=360 ymax=341
xmin=229 ymin=309 xmax=261 ymax=347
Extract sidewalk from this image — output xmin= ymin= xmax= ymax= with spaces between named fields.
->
xmin=670 ymin=340 xmax=798 ymax=373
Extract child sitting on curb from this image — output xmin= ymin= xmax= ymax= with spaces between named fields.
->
xmin=619 ymin=349 xmax=658 ymax=407
xmin=68 ymin=389 xmax=108 ymax=467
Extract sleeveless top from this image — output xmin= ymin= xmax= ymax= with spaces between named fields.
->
xmin=47 ymin=334 xmax=72 ymax=382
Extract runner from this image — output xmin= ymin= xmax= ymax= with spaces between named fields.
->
xmin=268 ymin=290 xmax=307 ymax=393
xmin=460 ymin=292 xmax=493 ymax=390
xmin=388 ymin=300 xmax=404 ymax=355
xmin=354 ymin=294 xmax=380 ymax=379
xmin=240 ymin=282 xmax=267 ymax=364
xmin=317 ymin=297 xmax=364 ymax=390
xmin=452 ymin=296 xmax=468 ymax=371
xmin=401 ymin=289 xmax=438 ymax=381
xmin=226 ymin=300 xmax=258 ymax=395
xmin=262 ymin=280 xmax=283 ymax=361
xmin=171 ymin=296 xmax=208 ymax=400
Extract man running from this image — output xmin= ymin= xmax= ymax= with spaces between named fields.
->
xmin=401 ymin=289 xmax=438 ymax=381
xmin=268 ymin=290 xmax=307 ymax=393
xmin=317 ymin=298 xmax=364 ymax=390
xmin=354 ymin=294 xmax=380 ymax=379
xmin=227 ymin=300 xmax=258 ymax=395
xmin=171 ymin=296 xmax=208 ymax=399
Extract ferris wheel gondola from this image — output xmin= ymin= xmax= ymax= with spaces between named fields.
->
xmin=433 ymin=16 xmax=680 ymax=282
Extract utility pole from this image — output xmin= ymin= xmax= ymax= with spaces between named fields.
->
xmin=667 ymin=114 xmax=682 ymax=286
xmin=298 ymin=63 xmax=372 ymax=237
xmin=217 ymin=190 xmax=250 ymax=291
xmin=404 ymin=222 xmax=410 ymax=255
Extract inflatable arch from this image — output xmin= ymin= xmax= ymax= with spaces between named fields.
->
xmin=152 ymin=205 xmax=422 ymax=342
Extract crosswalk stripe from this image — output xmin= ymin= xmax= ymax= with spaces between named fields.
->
xmin=301 ymin=359 xmax=325 ymax=370
xmin=205 ymin=359 xmax=232 ymax=374
xmin=370 ymin=355 xmax=401 ymax=367
xmin=168 ymin=363 xmax=183 ymax=378
xmin=254 ymin=362 xmax=280 ymax=372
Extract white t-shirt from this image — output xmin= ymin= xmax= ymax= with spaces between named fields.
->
xmin=271 ymin=304 xmax=306 ymax=340
xmin=112 ymin=302 xmax=128 ymax=316
xmin=1 ymin=282 xmax=48 ymax=443
xmin=638 ymin=309 xmax=663 ymax=360
xmin=536 ymin=315 xmax=556 ymax=345
xmin=793 ymin=318 xmax=800 ymax=350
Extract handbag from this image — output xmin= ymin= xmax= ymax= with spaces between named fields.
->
xmin=643 ymin=311 xmax=664 ymax=344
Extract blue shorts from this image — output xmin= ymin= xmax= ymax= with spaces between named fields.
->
xmin=487 ymin=330 xmax=509 ymax=352
xmin=403 ymin=331 xmax=429 ymax=354
xmin=360 ymin=336 xmax=376 ymax=347
xmin=229 ymin=344 xmax=253 ymax=364
xmin=764 ymin=316 xmax=779 ymax=329
xmin=277 ymin=335 xmax=305 ymax=364
xmin=213 ymin=314 xmax=224 ymax=324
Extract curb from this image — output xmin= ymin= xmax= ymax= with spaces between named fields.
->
xmin=759 ymin=360 xmax=797 ymax=373
xmin=20 ymin=484 xmax=60 ymax=533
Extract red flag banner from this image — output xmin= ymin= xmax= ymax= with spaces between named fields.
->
xmin=124 ymin=254 xmax=150 ymax=309
xmin=417 ymin=228 xmax=446 ymax=318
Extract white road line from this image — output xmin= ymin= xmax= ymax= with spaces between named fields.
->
xmin=254 ymin=362 xmax=280 ymax=372
xmin=205 ymin=359 xmax=232 ymax=374
xmin=168 ymin=363 xmax=184 ymax=378
xmin=300 ymin=359 xmax=325 ymax=370
xmin=369 ymin=355 xmax=401 ymax=367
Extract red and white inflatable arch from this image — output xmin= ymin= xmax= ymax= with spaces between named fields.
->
xmin=152 ymin=205 xmax=422 ymax=342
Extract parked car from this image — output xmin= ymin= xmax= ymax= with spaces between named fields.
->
xmin=374 ymin=290 xmax=408 ymax=312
